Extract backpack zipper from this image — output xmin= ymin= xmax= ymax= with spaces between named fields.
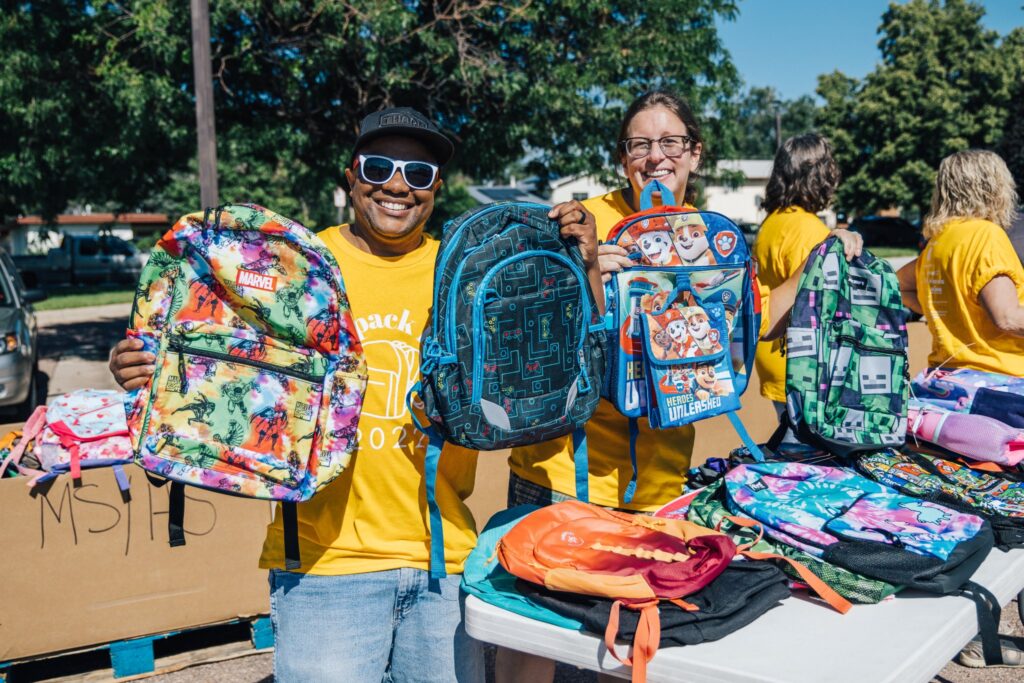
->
xmin=168 ymin=340 xmax=325 ymax=385
xmin=833 ymin=335 xmax=905 ymax=355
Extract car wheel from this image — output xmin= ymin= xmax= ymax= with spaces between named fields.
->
xmin=11 ymin=362 xmax=39 ymax=422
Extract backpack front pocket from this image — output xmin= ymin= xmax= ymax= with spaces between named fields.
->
xmin=141 ymin=325 xmax=327 ymax=492
xmin=823 ymin=320 xmax=908 ymax=442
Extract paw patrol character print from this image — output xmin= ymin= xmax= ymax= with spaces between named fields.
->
xmin=628 ymin=217 xmax=682 ymax=266
xmin=693 ymin=363 xmax=730 ymax=401
xmin=659 ymin=367 xmax=692 ymax=395
xmin=680 ymin=306 xmax=722 ymax=357
xmin=670 ymin=214 xmax=717 ymax=266
xmin=651 ymin=306 xmax=690 ymax=360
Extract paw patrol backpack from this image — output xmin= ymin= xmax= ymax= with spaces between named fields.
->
xmin=412 ymin=201 xmax=606 ymax=578
xmin=127 ymin=204 xmax=367 ymax=569
xmin=603 ymin=181 xmax=763 ymax=500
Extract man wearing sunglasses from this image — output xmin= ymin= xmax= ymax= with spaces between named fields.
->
xmin=109 ymin=106 xmax=601 ymax=682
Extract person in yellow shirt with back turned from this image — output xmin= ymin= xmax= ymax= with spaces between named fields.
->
xmin=897 ymin=149 xmax=1024 ymax=669
xmin=752 ymin=133 xmax=840 ymax=442
xmin=898 ymin=149 xmax=1024 ymax=377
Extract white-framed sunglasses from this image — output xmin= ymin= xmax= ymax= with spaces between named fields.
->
xmin=355 ymin=154 xmax=439 ymax=190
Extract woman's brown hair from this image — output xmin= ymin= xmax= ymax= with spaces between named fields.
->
xmin=762 ymin=133 xmax=840 ymax=215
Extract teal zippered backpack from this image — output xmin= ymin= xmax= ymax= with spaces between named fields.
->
xmin=410 ymin=202 xmax=606 ymax=578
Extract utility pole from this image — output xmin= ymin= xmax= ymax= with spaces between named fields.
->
xmin=773 ymin=100 xmax=783 ymax=152
xmin=191 ymin=0 xmax=219 ymax=208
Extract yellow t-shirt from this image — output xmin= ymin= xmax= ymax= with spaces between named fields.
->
xmin=916 ymin=218 xmax=1024 ymax=376
xmin=259 ymin=226 xmax=478 ymax=575
xmin=752 ymin=207 xmax=831 ymax=402
xmin=508 ymin=189 xmax=770 ymax=510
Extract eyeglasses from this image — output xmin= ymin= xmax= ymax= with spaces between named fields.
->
xmin=620 ymin=135 xmax=695 ymax=159
xmin=355 ymin=154 xmax=439 ymax=190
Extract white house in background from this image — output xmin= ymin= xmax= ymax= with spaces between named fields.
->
xmin=0 ymin=213 xmax=169 ymax=256
xmin=703 ymin=160 xmax=773 ymax=226
xmin=704 ymin=160 xmax=837 ymax=228
xmin=547 ymin=175 xmax=615 ymax=205
xmin=466 ymin=178 xmax=547 ymax=205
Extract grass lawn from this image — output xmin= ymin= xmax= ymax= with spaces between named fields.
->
xmin=34 ymin=287 xmax=135 ymax=311
xmin=870 ymin=246 xmax=919 ymax=258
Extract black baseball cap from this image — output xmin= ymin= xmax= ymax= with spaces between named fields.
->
xmin=350 ymin=107 xmax=454 ymax=167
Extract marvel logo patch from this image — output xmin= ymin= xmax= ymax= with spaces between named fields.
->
xmin=165 ymin=375 xmax=181 ymax=393
xmin=293 ymin=403 xmax=313 ymax=421
xmin=236 ymin=268 xmax=278 ymax=292
xmin=715 ymin=231 xmax=738 ymax=257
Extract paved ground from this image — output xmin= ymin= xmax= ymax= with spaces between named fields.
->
xmin=31 ymin=301 xmax=1024 ymax=682
xmin=35 ymin=302 xmax=128 ymax=401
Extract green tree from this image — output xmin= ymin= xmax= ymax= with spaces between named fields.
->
xmin=726 ymin=87 xmax=818 ymax=159
xmin=1 ymin=0 xmax=743 ymax=223
xmin=816 ymin=0 xmax=1024 ymax=217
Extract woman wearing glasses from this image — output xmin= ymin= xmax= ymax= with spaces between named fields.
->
xmin=500 ymin=91 xmax=862 ymax=682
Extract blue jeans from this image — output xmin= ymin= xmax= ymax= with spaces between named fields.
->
xmin=269 ymin=568 xmax=484 ymax=683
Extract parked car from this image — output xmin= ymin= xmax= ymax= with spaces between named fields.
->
xmin=13 ymin=234 xmax=146 ymax=289
xmin=736 ymin=221 xmax=760 ymax=247
xmin=848 ymin=215 xmax=923 ymax=250
xmin=0 ymin=249 xmax=45 ymax=418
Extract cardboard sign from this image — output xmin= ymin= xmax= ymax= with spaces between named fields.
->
xmin=0 ymin=464 xmax=273 ymax=661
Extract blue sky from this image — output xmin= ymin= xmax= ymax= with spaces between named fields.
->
xmin=717 ymin=1 xmax=1024 ymax=100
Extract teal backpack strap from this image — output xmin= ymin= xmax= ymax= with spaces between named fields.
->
xmin=572 ymin=427 xmax=589 ymax=503
xmin=727 ymin=411 xmax=765 ymax=462
xmin=407 ymin=381 xmax=448 ymax=579
xmin=423 ymin=429 xmax=447 ymax=579
xmin=638 ymin=180 xmax=676 ymax=210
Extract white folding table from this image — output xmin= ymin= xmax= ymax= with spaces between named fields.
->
xmin=465 ymin=548 xmax=1024 ymax=682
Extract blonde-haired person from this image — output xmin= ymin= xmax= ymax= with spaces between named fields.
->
xmin=898 ymin=150 xmax=1024 ymax=381
xmin=898 ymin=150 xmax=1023 ymax=668
xmin=752 ymin=133 xmax=840 ymax=439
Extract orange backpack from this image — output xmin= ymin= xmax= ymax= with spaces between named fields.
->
xmin=498 ymin=500 xmax=849 ymax=682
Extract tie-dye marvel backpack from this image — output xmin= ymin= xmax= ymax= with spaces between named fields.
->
xmin=772 ymin=236 xmax=909 ymax=456
xmin=127 ymin=204 xmax=367 ymax=568
xmin=602 ymin=181 xmax=763 ymax=500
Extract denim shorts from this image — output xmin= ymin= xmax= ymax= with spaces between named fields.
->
xmin=269 ymin=567 xmax=484 ymax=682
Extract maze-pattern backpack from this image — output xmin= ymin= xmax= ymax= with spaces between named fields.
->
xmin=857 ymin=450 xmax=1024 ymax=550
xmin=602 ymin=181 xmax=764 ymax=500
xmin=413 ymin=202 xmax=605 ymax=577
xmin=127 ymin=204 xmax=367 ymax=568
xmin=775 ymin=237 xmax=909 ymax=455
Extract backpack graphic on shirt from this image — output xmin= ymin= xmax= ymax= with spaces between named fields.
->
xmin=777 ymin=237 xmax=909 ymax=455
xmin=600 ymin=181 xmax=764 ymax=500
xmin=127 ymin=204 xmax=367 ymax=568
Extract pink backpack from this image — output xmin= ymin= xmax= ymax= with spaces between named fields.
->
xmin=0 ymin=390 xmax=133 ymax=490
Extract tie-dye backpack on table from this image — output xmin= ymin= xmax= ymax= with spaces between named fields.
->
xmin=857 ymin=449 xmax=1024 ymax=550
xmin=127 ymin=204 xmax=367 ymax=568
xmin=723 ymin=461 xmax=1007 ymax=665
xmin=773 ymin=237 xmax=909 ymax=456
